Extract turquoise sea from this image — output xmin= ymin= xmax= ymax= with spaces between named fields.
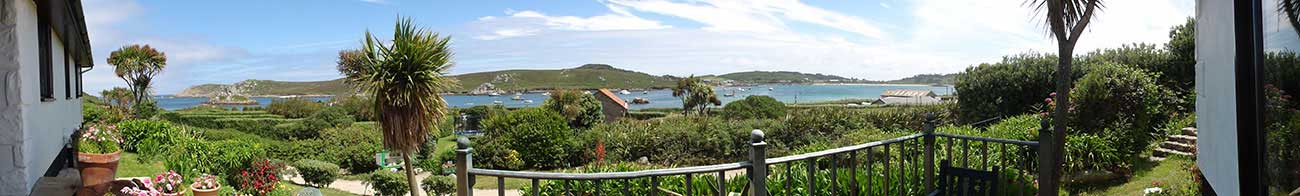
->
xmin=155 ymin=84 xmax=953 ymax=110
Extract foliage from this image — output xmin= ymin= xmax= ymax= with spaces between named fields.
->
xmin=292 ymin=159 xmax=341 ymax=188
xmin=116 ymin=119 xmax=178 ymax=152
xmin=1062 ymin=134 xmax=1124 ymax=175
xmin=588 ymin=116 xmax=780 ymax=165
xmin=107 ymin=44 xmax=167 ymax=105
xmin=77 ymin=123 xmax=122 ymax=154
xmin=132 ymin=100 xmax=160 ymax=119
xmin=1069 ymin=63 xmax=1165 ymax=156
xmin=456 ymin=105 xmax=508 ymax=130
xmin=267 ymin=98 xmax=325 ymax=118
xmin=541 ymin=89 xmax=604 ymax=129
xmin=234 ymin=159 xmax=284 ymax=196
xmin=312 ymin=125 xmax=384 ymax=174
xmin=625 ymin=111 xmax=668 ymax=120
xmin=716 ymin=71 xmax=848 ymax=83
xmin=330 ymin=95 xmax=376 ymax=121
xmin=481 ymin=108 xmax=579 ymax=169
xmin=448 ymin=64 xmax=677 ymax=92
xmin=722 ymin=95 xmax=786 ymax=119
xmin=101 ymin=87 xmax=134 ymax=107
xmin=955 ymin=53 xmax=1070 ymax=124
xmin=473 ymin=138 xmax=525 ymax=170
xmin=672 ymin=75 xmax=722 ymax=115
xmin=154 ymin=170 xmax=185 ymax=194
xmin=162 ymin=138 xmax=266 ymax=179
xmin=366 ymin=170 xmax=410 ymax=196
xmin=1264 ymin=85 xmax=1300 ymax=189
xmin=285 ymin=107 xmax=355 ymax=139
xmin=1161 ymin=113 xmax=1196 ymax=137
xmin=1265 ymin=51 xmax=1300 ymax=109
xmin=82 ymin=101 xmax=125 ymax=124
xmin=421 ymin=175 xmax=455 ymax=196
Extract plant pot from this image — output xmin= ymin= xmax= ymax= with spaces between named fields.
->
xmin=76 ymin=151 xmax=121 ymax=195
xmin=192 ymin=184 xmax=220 ymax=196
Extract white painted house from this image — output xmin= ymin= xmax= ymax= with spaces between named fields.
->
xmin=0 ymin=0 xmax=94 ymax=194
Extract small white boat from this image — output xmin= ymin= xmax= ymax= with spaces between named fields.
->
xmin=511 ymin=95 xmax=524 ymax=100
xmin=515 ymin=92 xmax=523 ymax=96
xmin=523 ymin=100 xmax=534 ymax=103
xmin=492 ymin=101 xmax=503 ymax=104
xmin=583 ymin=91 xmax=594 ymax=95
xmin=542 ymin=92 xmax=551 ymax=96
xmin=768 ymin=87 xmax=775 ymax=91
xmin=619 ymin=90 xmax=632 ymax=95
xmin=488 ymin=92 xmax=501 ymax=96
xmin=642 ymin=91 xmax=650 ymax=94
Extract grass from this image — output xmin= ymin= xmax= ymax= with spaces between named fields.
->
xmin=1069 ymin=156 xmax=1199 ymax=195
xmin=116 ymin=152 xmax=166 ymax=178
xmin=473 ymin=175 xmax=532 ymax=189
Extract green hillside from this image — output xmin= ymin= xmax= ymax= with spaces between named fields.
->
xmin=883 ymin=73 xmax=958 ymax=85
xmin=176 ymin=79 xmax=353 ymax=97
xmin=715 ymin=71 xmax=849 ymax=83
xmin=453 ymin=64 xmax=676 ymax=91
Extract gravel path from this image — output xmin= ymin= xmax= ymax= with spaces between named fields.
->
xmin=284 ymin=169 xmax=521 ymax=196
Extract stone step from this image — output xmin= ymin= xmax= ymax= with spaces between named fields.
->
xmin=1182 ymin=127 xmax=1198 ymax=136
xmin=1160 ymin=141 xmax=1197 ymax=152
xmin=1154 ymin=147 xmax=1194 ymax=157
xmin=1167 ymin=135 xmax=1197 ymax=145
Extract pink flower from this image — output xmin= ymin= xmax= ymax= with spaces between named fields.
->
xmin=1049 ymin=92 xmax=1057 ymax=97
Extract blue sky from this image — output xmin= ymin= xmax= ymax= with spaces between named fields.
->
xmin=81 ymin=0 xmax=1194 ymax=94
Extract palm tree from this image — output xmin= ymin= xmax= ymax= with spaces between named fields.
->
xmin=107 ymin=44 xmax=167 ymax=105
xmin=671 ymin=75 xmax=722 ymax=115
xmin=1029 ymin=0 xmax=1103 ymax=193
xmin=339 ymin=18 xmax=458 ymax=196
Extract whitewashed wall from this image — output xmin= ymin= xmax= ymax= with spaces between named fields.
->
xmin=1195 ymin=0 xmax=1240 ymax=194
xmin=0 ymin=0 xmax=84 ymax=194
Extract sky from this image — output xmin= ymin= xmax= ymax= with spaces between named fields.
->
xmin=81 ymin=0 xmax=1195 ymax=94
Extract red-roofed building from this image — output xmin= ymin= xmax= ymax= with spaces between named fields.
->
xmin=594 ymin=89 xmax=628 ymax=122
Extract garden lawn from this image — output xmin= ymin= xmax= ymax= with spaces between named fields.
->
xmin=1072 ymin=156 xmax=1198 ymax=195
xmin=116 ymin=152 xmax=165 ymax=178
xmin=473 ymin=175 xmax=531 ymax=189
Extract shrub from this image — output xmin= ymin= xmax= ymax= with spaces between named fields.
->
xmin=233 ymin=159 xmax=284 ymax=196
xmin=292 ymin=159 xmax=340 ymax=188
xmin=955 ymin=53 xmax=1080 ymax=124
xmin=1063 ymin=134 xmax=1123 ymax=175
xmin=1070 ymin=63 xmax=1165 ymax=156
xmin=132 ymin=100 xmax=161 ymax=119
xmin=421 ymin=175 xmax=455 ymax=196
xmin=267 ymin=98 xmax=324 ymax=118
xmin=722 ymin=95 xmax=786 ymax=119
xmin=626 ymin=111 xmax=667 ymax=120
xmin=315 ymin=125 xmax=383 ymax=174
xmin=481 ymin=108 xmax=578 ymax=169
xmin=541 ymin=90 xmax=604 ymax=129
xmin=590 ymin=116 xmax=783 ymax=165
xmin=366 ymin=170 xmax=409 ymax=196
xmin=456 ymin=105 xmax=508 ymax=130
xmin=162 ymin=138 xmax=266 ymax=179
xmin=330 ymin=95 xmax=377 ymax=121
xmin=116 ymin=119 xmax=178 ymax=152
xmin=473 ymin=138 xmax=525 ymax=170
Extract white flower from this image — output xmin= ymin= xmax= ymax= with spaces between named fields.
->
xmin=1143 ymin=187 xmax=1164 ymax=195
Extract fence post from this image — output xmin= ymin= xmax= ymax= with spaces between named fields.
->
xmin=748 ymin=129 xmax=768 ymax=196
xmin=1036 ymin=118 xmax=1057 ymax=196
xmin=456 ymin=136 xmax=473 ymax=196
xmin=922 ymin=113 xmax=937 ymax=193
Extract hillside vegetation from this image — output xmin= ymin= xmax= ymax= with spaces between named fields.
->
xmin=452 ymin=64 xmax=676 ymax=91
xmin=176 ymin=64 xmax=957 ymax=97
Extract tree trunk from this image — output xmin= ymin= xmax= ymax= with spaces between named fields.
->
xmin=1051 ymin=42 xmax=1075 ymax=190
xmin=403 ymin=152 xmax=421 ymax=196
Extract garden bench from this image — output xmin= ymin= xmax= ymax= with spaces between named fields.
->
xmin=928 ymin=160 xmax=1000 ymax=196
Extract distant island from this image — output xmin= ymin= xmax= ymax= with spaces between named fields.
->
xmin=175 ymin=64 xmax=958 ymax=97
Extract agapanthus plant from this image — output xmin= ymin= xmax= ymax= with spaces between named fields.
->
xmin=78 ymin=123 xmax=122 ymax=154
xmin=192 ymin=173 xmax=220 ymax=190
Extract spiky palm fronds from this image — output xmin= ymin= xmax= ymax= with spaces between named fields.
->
xmin=1028 ymin=0 xmax=1104 ymax=43
xmin=107 ymin=44 xmax=167 ymax=103
xmin=343 ymin=18 xmax=459 ymax=154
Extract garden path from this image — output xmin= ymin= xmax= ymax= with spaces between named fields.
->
xmin=284 ymin=170 xmax=522 ymax=196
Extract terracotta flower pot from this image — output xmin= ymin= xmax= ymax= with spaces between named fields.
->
xmin=76 ymin=151 xmax=120 ymax=195
xmin=191 ymin=183 xmax=220 ymax=196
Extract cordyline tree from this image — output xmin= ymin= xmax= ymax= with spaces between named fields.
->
xmin=107 ymin=44 xmax=167 ymax=105
xmin=338 ymin=18 xmax=458 ymax=196
xmin=671 ymin=75 xmax=721 ymax=115
xmin=100 ymin=87 xmax=133 ymax=108
xmin=1029 ymin=0 xmax=1104 ymax=193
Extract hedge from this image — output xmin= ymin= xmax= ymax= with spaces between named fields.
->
xmin=292 ymin=159 xmax=340 ymax=188
xmin=367 ymin=170 xmax=409 ymax=196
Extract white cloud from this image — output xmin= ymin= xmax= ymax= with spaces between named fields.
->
xmin=880 ymin=3 xmax=892 ymax=9
xmin=455 ymin=0 xmax=1195 ymax=81
xmin=470 ymin=7 xmax=671 ymax=40
xmin=605 ymin=0 xmax=888 ymax=39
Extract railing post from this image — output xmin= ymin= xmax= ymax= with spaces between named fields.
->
xmin=748 ymin=129 xmax=768 ymax=196
xmin=922 ymin=113 xmax=937 ymax=193
xmin=456 ymin=136 xmax=473 ymax=196
xmin=1037 ymin=118 xmax=1057 ymax=196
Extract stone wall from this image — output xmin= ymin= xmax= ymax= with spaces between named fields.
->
xmin=0 ymin=0 xmax=30 ymax=194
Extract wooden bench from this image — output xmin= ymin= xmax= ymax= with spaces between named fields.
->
xmin=928 ymin=160 xmax=1000 ymax=196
